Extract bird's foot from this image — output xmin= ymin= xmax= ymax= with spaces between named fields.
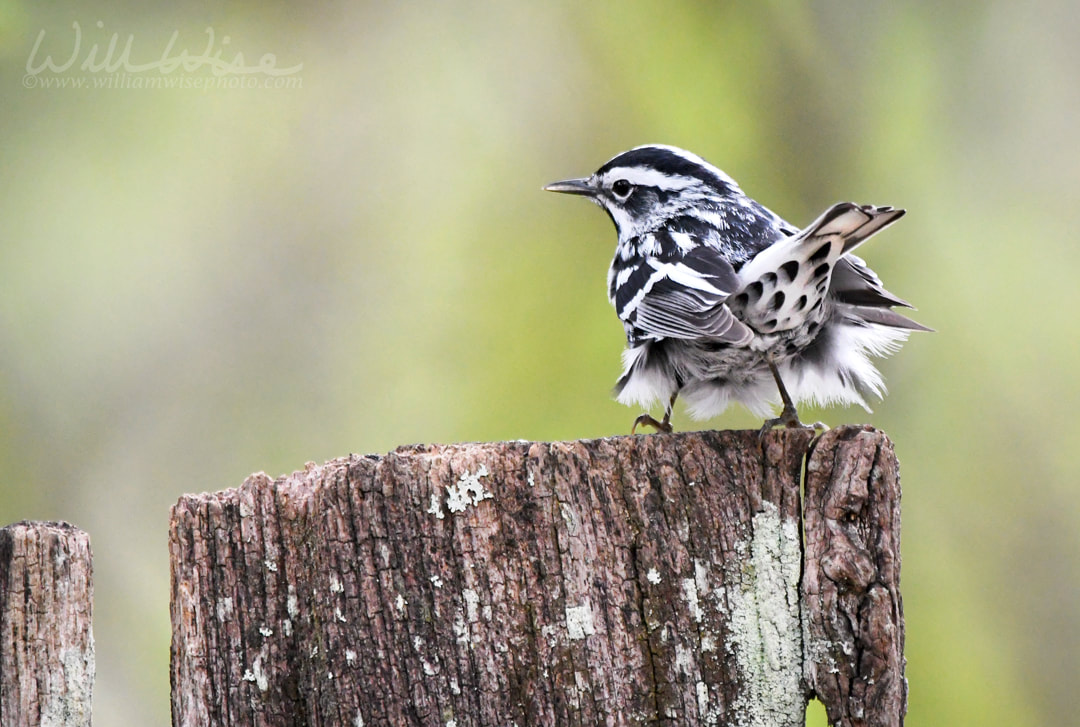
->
xmin=757 ymin=406 xmax=828 ymax=441
xmin=631 ymin=413 xmax=673 ymax=435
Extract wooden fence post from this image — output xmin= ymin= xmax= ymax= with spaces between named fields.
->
xmin=170 ymin=425 xmax=904 ymax=727
xmin=0 ymin=521 xmax=95 ymax=727
xmin=803 ymin=427 xmax=906 ymax=726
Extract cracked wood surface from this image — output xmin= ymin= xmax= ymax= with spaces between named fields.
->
xmin=0 ymin=521 xmax=95 ymax=727
xmin=170 ymin=426 xmax=904 ymax=726
xmin=803 ymin=426 xmax=906 ymax=726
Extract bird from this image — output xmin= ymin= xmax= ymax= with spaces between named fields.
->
xmin=544 ymin=144 xmax=929 ymax=435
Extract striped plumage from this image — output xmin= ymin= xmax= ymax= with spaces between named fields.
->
xmin=545 ymin=144 xmax=928 ymax=433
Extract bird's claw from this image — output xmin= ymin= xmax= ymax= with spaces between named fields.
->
xmin=631 ymin=413 xmax=673 ymax=435
xmin=757 ymin=407 xmax=828 ymax=441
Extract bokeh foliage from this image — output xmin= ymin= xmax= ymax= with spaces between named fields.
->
xmin=0 ymin=1 xmax=1076 ymax=724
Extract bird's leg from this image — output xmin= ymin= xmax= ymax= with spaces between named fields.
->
xmin=631 ymin=392 xmax=678 ymax=434
xmin=758 ymin=362 xmax=828 ymax=438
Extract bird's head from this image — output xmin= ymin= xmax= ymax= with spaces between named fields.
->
xmin=544 ymin=144 xmax=743 ymax=239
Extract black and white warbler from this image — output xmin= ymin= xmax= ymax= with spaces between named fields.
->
xmin=545 ymin=144 xmax=929 ymax=434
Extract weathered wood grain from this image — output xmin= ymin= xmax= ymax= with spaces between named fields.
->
xmin=0 ymin=521 xmax=94 ymax=727
xmin=803 ymin=426 xmax=906 ymax=726
xmin=170 ymin=426 xmax=904 ymax=727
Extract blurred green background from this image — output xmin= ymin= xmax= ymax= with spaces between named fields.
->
xmin=1 ymin=1 xmax=1076 ymax=724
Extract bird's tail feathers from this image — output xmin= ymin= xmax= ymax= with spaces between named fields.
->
xmin=812 ymin=203 xmax=905 ymax=255
xmin=847 ymin=305 xmax=934 ymax=332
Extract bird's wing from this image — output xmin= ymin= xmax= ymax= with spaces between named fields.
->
xmin=615 ymin=245 xmax=753 ymax=345
xmin=830 ymin=255 xmax=932 ymax=331
xmin=831 ymin=254 xmax=910 ymax=307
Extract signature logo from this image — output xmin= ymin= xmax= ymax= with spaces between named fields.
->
xmin=25 ymin=21 xmax=303 ymax=79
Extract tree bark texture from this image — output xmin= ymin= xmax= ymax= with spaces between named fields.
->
xmin=0 ymin=521 xmax=94 ymax=727
xmin=802 ymin=427 xmax=906 ymax=726
xmin=170 ymin=425 xmax=904 ymax=727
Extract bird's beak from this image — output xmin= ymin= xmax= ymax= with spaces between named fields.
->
xmin=543 ymin=178 xmax=595 ymax=196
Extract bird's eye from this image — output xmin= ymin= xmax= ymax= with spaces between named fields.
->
xmin=612 ymin=179 xmax=633 ymax=198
